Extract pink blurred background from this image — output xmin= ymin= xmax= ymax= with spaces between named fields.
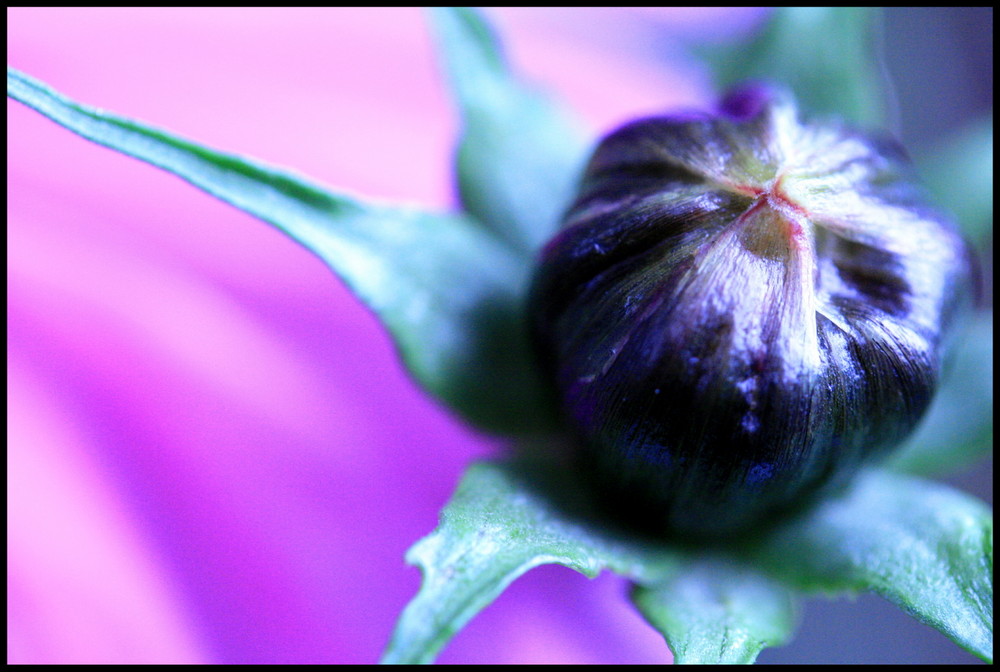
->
xmin=8 ymin=7 xmax=754 ymax=664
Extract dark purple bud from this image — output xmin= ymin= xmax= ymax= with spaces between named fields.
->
xmin=529 ymin=86 xmax=974 ymax=537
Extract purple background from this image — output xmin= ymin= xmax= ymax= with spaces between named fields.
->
xmin=8 ymin=7 xmax=990 ymax=664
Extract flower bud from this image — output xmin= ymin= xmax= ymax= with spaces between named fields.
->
xmin=529 ymin=86 xmax=974 ymax=537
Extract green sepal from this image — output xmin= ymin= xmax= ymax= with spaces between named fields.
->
xmin=382 ymin=456 xmax=808 ymax=664
xmin=385 ymin=456 xmax=992 ymax=664
xmin=747 ymin=469 xmax=993 ymax=662
xmin=916 ymin=114 xmax=994 ymax=249
xmin=430 ymin=7 xmax=589 ymax=255
xmin=7 ymin=66 xmax=557 ymax=435
xmin=631 ymin=560 xmax=798 ymax=664
xmin=698 ymin=8 xmax=886 ymax=126
xmin=380 ymin=456 xmax=685 ymax=664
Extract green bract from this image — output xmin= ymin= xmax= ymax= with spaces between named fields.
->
xmin=7 ymin=7 xmax=992 ymax=665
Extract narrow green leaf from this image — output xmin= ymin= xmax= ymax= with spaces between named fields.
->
xmin=382 ymin=458 xmax=686 ymax=664
xmin=7 ymin=66 xmax=556 ymax=435
xmin=631 ymin=560 xmax=798 ymax=664
xmin=699 ymin=8 xmax=886 ymax=126
xmin=890 ymin=310 xmax=993 ymax=477
xmin=916 ymin=114 xmax=994 ymax=248
xmin=750 ymin=469 xmax=993 ymax=662
xmin=430 ymin=7 xmax=589 ymax=255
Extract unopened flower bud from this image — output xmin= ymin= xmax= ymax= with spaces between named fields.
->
xmin=529 ymin=85 xmax=974 ymax=537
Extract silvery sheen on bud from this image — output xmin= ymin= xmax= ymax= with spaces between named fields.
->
xmin=529 ymin=85 xmax=975 ymax=537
